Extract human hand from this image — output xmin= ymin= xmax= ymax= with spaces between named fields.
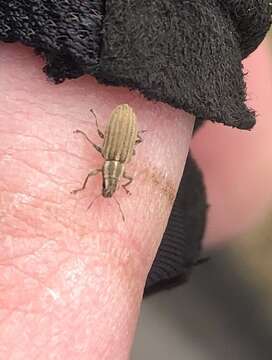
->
xmin=0 ymin=39 xmax=271 ymax=359
xmin=0 ymin=42 xmax=193 ymax=359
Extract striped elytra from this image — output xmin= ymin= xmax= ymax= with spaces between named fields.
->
xmin=102 ymin=104 xmax=138 ymax=163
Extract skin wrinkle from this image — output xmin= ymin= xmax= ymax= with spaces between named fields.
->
xmin=0 ymin=131 xmax=52 ymax=146
xmin=1 ymin=253 xmax=114 ymax=312
xmin=1 ymin=145 xmax=87 ymax=171
xmin=1 ymin=183 xmax=146 ymax=267
xmin=0 ymin=237 xmax=46 ymax=263
xmin=2 ymin=204 xmax=146 ymax=266
xmin=10 ymin=155 xmax=69 ymax=188
xmin=2 ymin=248 xmax=72 ymax=284
xmin=0 ymin=253 xmax=70 ymax=300
xmin=0 ymin=167 xmax=153 ymax=297
xmin=0 ymin=151 xmax=184 ymax=358
xmin=0 ymin=161 xmax=67 ymax=204
xmin=1 ymin=188 xmax=66 ymax=209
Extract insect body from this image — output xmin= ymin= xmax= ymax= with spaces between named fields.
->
xmin=72 ymin=104 xmax=143 ymax=220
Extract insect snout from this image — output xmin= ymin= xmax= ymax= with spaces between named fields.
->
xmin=102 ymin=178 xmax=118 ymax=198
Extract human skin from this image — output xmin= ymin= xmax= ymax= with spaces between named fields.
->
xmin=0 ymin=39 xmax=271 ymax=359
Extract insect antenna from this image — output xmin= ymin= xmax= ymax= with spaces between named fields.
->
xmin=113 ymin=196 xmax=125 ymax=222
xmin=87 ymin=194 xmax=125 ymax=222
xmin=89 ymin=108 xmax=97 ymax=120
xmin=89 ymin=109 xmax=99 ymax=128
xmin=87 ymin=193 xmax=102 ymax=211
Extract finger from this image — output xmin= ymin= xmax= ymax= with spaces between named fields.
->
xmin=0 ymin=43 xmax=194 ymax=359
xmin=192 ymin=39 xmax=272 ymax=246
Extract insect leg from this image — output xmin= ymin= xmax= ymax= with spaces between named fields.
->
xmin=113 ymin=196 xmax=125 ymax=222
xmin=135 ymin=130 xmax=148 ymax=145
xmin=122 ymin=173 xmax=133 ymax=195
xmin=90 ymin=109 xmax=104 ymax=139
xmin=73 ymin=129 xmax=102 ymax=153
xmin=136 ymin=135 xmax=143 ymax=145
xmin=71 ymin=169 xmax=102 ymax=194
xmin=132 ymin=131 xmax=147 ymax=155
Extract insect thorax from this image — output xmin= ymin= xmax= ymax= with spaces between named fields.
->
xmin=102 ymin=161 xmax=124 ymax=197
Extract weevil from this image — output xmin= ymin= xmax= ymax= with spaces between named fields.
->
xmin=71 ymin=104 xmax=144 ymax=221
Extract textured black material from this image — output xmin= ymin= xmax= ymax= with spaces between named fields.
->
xmin=97 ymin=0 xmax=271 ymax=130
xmin=0 ymin=1 xmax=271 ymax=127
xmin=218 ymin=0 xmax=272 ymax=59
xmin=145 ymin=154 xmax=207 ymax=295
xmin=0 ymin=1 xmax=104 ymax=82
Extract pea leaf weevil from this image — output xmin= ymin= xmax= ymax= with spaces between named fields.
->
xmin=71 ymin=104 xmax=144 ymax=221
